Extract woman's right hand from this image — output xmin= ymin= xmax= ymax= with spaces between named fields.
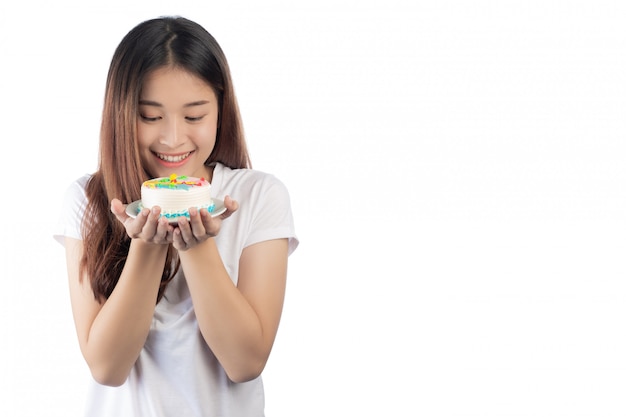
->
xmin=111 ymin=198 xmax=173 ymax=245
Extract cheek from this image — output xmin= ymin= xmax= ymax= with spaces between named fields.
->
xmin=135 ymin=126 xmax=158 ymax=170
xmin=195 ymin=122 xmax=218 ymax=146
xmin=136 ymin=125 xmax=152 ymax=149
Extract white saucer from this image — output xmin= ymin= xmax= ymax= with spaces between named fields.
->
xmin=125 ymin=199 xmax=226 ymax=223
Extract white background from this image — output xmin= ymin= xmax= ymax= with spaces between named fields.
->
xmin=1 ymin=0 xmax=625 ymax=416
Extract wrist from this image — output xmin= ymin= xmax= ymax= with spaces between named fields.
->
xmin=130 ymin=238 xmax=170 ymax=257
xmin=178 ymin=237 xmax=218 ymax=259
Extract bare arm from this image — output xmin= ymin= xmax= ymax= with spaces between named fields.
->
xmin=171 ymin=198 xmax=290 ymax=382
xmin=178 ymin=237 xmax=289 ymax=383
xmin=65 ymin=203 xmax=172 ymax=386
xmin=66 ymin=237 xmax=167 ymax=385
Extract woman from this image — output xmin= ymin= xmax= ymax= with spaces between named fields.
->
xmin=55 ymin=16 xmax=298 ymax=416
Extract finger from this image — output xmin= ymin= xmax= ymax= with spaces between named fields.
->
xmin=188 ymin=207 xmax=207 ymax=239
xmin=172 ymin=227 xmax=186 ymax=250
xmin=111 ymin=198 xmax=131 ymax=224
xmin=176 ymin=216 xmax=195 ymax=245
xmin=112 ymin=199 xmax=150 ymax=239
xmin=199 ymin=208 xmax=214 ymax=232
xmin=163 ymin=223 xmax=176 ymax=244
xmin=220 ymin=196 xmax=239 ymax=219
xmin=152 ymin=216 xmax=172 ymax=243
xmin=140 ymin=207 xmax=162 ymax=238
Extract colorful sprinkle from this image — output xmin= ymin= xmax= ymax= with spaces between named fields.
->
xmin=142 ymin=174 xmax=209 ymax=190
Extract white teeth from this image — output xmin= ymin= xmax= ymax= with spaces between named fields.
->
xmin=156 ymin=152 xmax=190 ymax=162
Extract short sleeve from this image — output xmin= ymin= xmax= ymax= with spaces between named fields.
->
xmin=53 ymin=174 xmax=90 ymax=246
xmin=244 ymin=175 xmax=299 ymax=256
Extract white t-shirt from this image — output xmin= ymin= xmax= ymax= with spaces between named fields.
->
xmin=54 ymin=163 xmax=298 ymax=417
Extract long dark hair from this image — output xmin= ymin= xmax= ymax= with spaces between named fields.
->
xmin=81 ymin=17 xmax=250 ymax=303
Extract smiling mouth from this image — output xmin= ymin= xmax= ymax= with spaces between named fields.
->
xmin=155 ymin=152 xmax=191 ymax=163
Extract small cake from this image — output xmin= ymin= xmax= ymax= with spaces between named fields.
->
xmin=140 ymin=174 xmax=215 ymax=220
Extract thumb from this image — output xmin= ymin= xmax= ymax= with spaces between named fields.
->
xmin=111 ymin=198 xmax=130 ymax=222
xmin=220 ymin=195 xmax=238 ymax=219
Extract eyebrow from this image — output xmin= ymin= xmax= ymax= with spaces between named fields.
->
xmin=138 ymin=99 xmax=211 ymax=108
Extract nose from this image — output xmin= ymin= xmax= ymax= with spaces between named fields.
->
xmin=160 ymin=117 xmax=184 ymax=147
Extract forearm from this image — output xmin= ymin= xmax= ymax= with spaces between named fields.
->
xmin=84 ymin=240 xmax=167 ymax=386
xmin=178 ymin=239 xmax=268 ymax=382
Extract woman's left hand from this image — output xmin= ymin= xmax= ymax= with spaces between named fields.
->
xmin=172 ymin=196 xmax=239 ymax=251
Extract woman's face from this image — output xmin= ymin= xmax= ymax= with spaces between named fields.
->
xmin=137 ymin=67 xmax=219 ymax=180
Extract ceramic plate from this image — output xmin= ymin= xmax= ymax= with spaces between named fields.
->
xmin=125 ymin=199 xmax=226 ymax=223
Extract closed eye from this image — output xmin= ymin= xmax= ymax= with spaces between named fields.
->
xmin=186 ymin=115 xmax=206 ymax=122
xmin=140 ymin=114 xmax=161 ymax=122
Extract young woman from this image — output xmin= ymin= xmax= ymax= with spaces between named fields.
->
xmin=54 ymin=16 xmax=298 ymax=416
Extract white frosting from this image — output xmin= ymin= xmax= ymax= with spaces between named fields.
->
xmin=141 ymin=176 xmax=213 ymax=218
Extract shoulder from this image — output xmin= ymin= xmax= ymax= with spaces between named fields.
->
xmin=215 ymin=164 xmax=290 ymax=199
xmin=218 ymin=163 xmax=284 ymax=185
xmin=214 ymin=163 xmax=294 ymax=220
xmin=68 ymin=173 xmax=92 ymax=194
xmin=62 ymin=173 xmax=95 ymax=215
xmin=214 ymin=164 xmax=298 ymax=253
xmin=54 ymin=174 xmax=93 ymax=244
xmin=62 ymin=174 xmax=92 ymax=208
